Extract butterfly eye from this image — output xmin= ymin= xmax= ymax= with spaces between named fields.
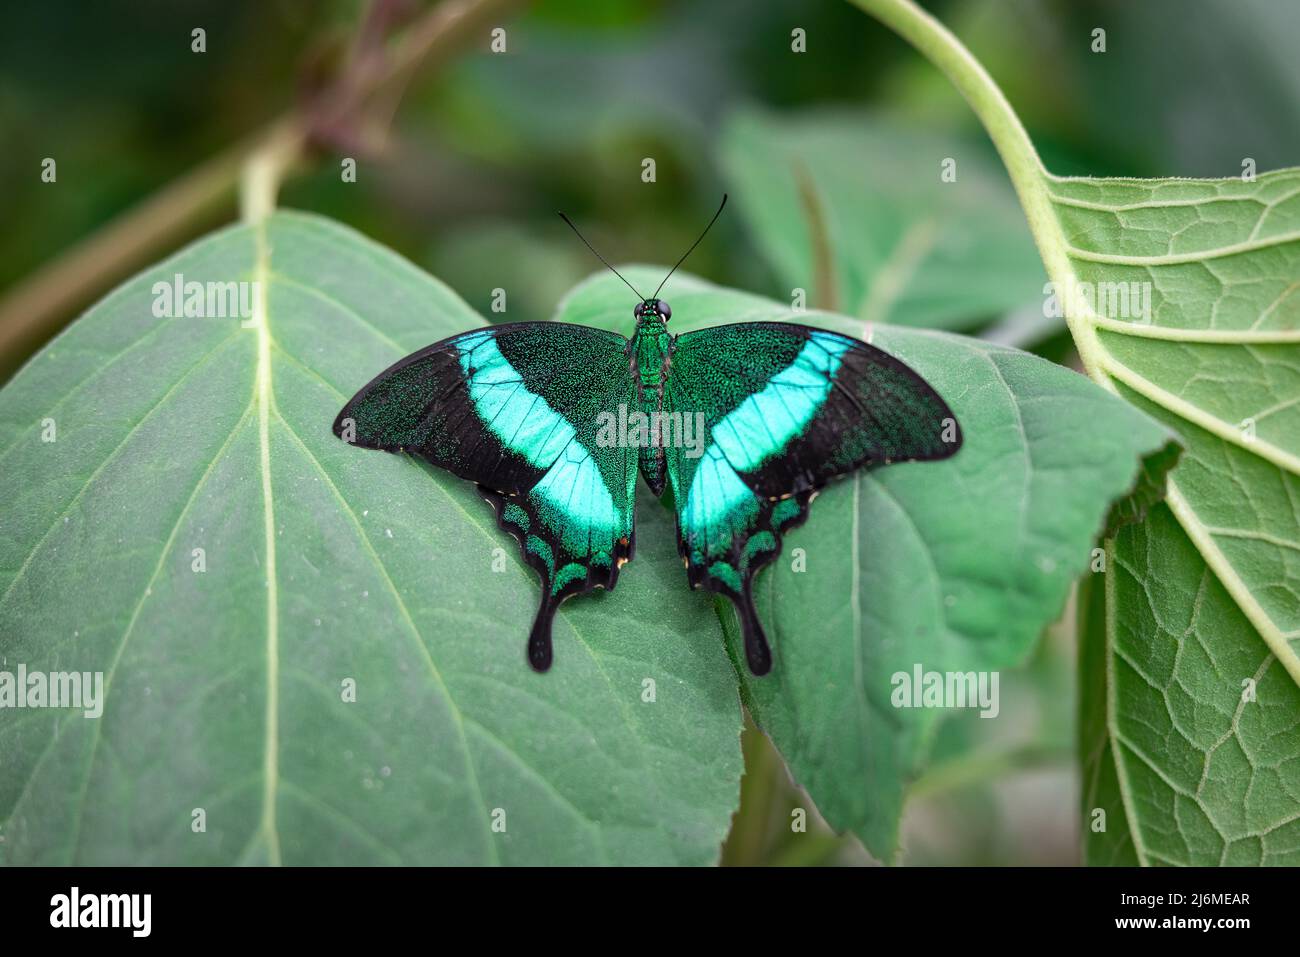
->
xmin=656 ymin=300 xmax=671 ymax=320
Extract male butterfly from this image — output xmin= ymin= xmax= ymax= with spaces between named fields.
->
xmin=333 ymin=196 xmax=962 ymax=676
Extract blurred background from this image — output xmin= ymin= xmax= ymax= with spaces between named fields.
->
xmin=1 ymin=0 xmax=1295 ymax=864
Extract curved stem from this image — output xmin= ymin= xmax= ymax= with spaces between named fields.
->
xmin=240 ymin=123 xmax=305 ymax=226
xmin=907 ymin=744 xmax=1071 ymax=800
xmin=846 ymin=0 xmax=1111 ymax=384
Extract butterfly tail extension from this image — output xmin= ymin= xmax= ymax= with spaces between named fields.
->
xmin=734 ymin=580 xmax=772 ymax=676
xmin=528 ymin=591 xmax=557 ymax=672
xmin=479 ymin=485 xmax=635 ymax=672
xmin=676 ymin=487 xmax=814 ymax=676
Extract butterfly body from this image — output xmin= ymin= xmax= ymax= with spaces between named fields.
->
xmin=335 ymin=189 xmax=958 ymax=677
xmin=629 ymin=301 xmax=674 ymax=496
xmin=334 ymin=294 xmax=961 ymax=676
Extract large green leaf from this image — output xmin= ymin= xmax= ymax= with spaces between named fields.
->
xmin=719 ymin=107 xmax=1046 ymax=330
xmin=1059 ymin=174 xmax=1300 ymax=865
xmin=848 ymin=0 xmax=1300 ymax=865
xmin=562 ymin=266 xmax=1177 ymax=859
xmin=0 ymin=211 xmax=742 ymax=865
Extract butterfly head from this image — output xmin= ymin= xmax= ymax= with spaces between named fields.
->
xmin=634 ymin=299 xmax=671 ymax=327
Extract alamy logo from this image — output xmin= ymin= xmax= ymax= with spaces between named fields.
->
xmin=890 ymin=663 xmax=1000 ymax=718
xmin=1043 ymin=278 xmax=1152 ymax=323
xmin=0 ymin=664 xmax=103 ymax=718
xmin=50 ymin=887 xmax=151 ymax=937
xmin=152 ymin=272 xmax=259 ymax=319
xmin=595 ymin=404 xmax=706 ymax=459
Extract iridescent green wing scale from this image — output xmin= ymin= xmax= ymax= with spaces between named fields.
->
xmin=663 ymin=321 xmax=962 ymax=675
xmin=333 ymin=322 xmax=638 ymax=671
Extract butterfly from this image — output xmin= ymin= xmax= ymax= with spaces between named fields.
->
xmin=333 ymin=196 xmax=962 ymax=676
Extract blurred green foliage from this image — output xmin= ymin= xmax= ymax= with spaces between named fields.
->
xmin=7 ymin=0 xmax=1298 ymax=318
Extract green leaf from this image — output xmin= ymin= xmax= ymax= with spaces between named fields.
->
xmin=1097 ymin=507 xmax=1300 ymax=866
xmin=718 ymin=107 xmax=1046 ymax=330
xmin=1060 ymin=171 xmax=1300 ymax=858
xmin=0 ymin=211 xmax=742 ymax=865
xmin=1061 ymin=173 xmax=1300 ymax=864
xmin=849 ymin=0 xmax=1300 ymax=865
xmin=561 ymin=266 xmax=1177 ymax=859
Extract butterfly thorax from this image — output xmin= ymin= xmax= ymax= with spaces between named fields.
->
xmin=631 ymin=321 xmax=671 ymax=389
xmin=629 ymin=320 xmax=674 ymax=495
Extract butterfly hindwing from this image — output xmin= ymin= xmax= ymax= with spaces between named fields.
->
xmin=663 ymin=321 xmax=961 ymax=674
xmin=334 ymin=322 xmax=638 ymax=670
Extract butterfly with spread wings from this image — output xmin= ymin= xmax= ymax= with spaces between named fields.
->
xmin=333 ymin=197 xmax=962 ymax=675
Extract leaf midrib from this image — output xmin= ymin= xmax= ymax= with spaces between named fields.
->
xmin=251 ymin=215 xmax=282 ymax=866
xmin=257 ymin=261 xmax=508 ymax=866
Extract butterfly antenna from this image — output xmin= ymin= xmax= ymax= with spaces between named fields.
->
xmin=652 ymin=193 xmax=728 ymax=301
xmin=557 ymin=211 xmax=648 ymax=302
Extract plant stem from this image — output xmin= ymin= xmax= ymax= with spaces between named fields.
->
xmin=0 ymin=137 xmax=247 ymax=378
xmin=846 ymin=0 xmax=1109 ymax=384
xmin=765 ymin=832 xmax=846 ymax=867
xmin=0 ymin=0 xmax=526 ymax=381
xmin=793 ymin=162 xmax=839 ymax=313
xmin=906 ymin=744 xmax=1072 ymax=800
xmin=240 ymin=123 xmax=305 ymax=226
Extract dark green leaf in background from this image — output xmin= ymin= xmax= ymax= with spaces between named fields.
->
xmin=720 ymin=108 xmax=1046 ymax=331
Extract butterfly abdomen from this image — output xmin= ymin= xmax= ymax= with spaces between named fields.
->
xmin=638 ymin=442 xmax=667 ymax=497
xmin=630 ymin=327 xmax=673 ymax=497
xmin=636 ymin=379 xmax=669 ymax=497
